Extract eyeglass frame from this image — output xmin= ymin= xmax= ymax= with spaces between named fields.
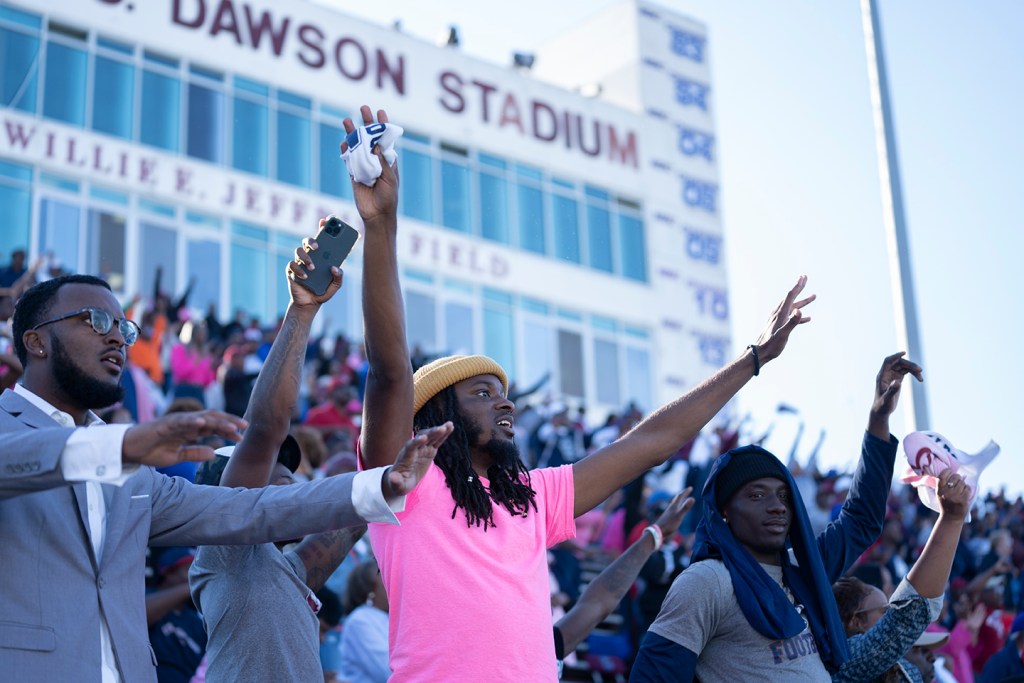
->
xmin=31 ymin=307 xmax=141 ymax=346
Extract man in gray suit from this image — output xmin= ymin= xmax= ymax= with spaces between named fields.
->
xmin=0 ymin=273 xmax=440 ymax=682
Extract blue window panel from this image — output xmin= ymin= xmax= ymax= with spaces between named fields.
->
xmin=138 ymin=198 xmax=174 ymax=216
xmin=186 ymin=238 xmax=221 ymax=312
xmin=441 ymin=159 xmax=470 ymax=233
xmin=400 ymin=148 xmax=433 ymax=223
xmin=275 ymin=252 xmax=292 ymax=318
xmin=278 ymin=89 xmax=310 ymax=109
xmin=479 ymin=153 xmax=506 ymax=170
xmin=625 ymin=347 xmax=652 ymax=411
xmin=185 ymin=211 xmax=221 ymax=229
xmin=190 ymin=64 xmax=223 ymax=81
xmin=482 ymin=288 xmax=512 ymax=305
xmin=584 ymin=185 xmax=609 ymax=201
xmin=517 ymin=183 xmax=545 ymax=255
xmin=39 ymin=199 xmax=80 ymax=274
xmin=586 ymin=204 xmax=613 ymax=273
xmin=0 ymin=28 xmax=39 ymax=113
xmin=479 ymin=171 xmax=509 ymax=244
xmin=619 ymin=214 xmax=648 ymax=282
xmin=403 ymin=130 xmax=429 ymax=145
xmin=97 ymin=37 xmax=132 ymax=55
xmin=230 ymin=242 xmax=269 ymax=323
xmin=92 ymin=56 xmax=134 ymax=139
xmin=140 ymin=70 xmax=180 ymax=152
xmin=231 ymin=221 xmax=268 ymax=241
xmin=0 ymin=7 xmax=42 ymax=29
xmin=557 ymin=329 xmax=584 ymax=398
xmin=318 ymin=122 xmax=352 ymax=199
xmin=86 ymin=209 xmax=126 ymax=287
xmin=443 ymin=301 xmax=474 ymax=357
xmin=552 ymin=194 xmax=580 ymax=264
xmin=0 ymin=160 xmax=31 ymax=181
xmin=233 ymin=76 xmax=268 ymax=97
xmin=405 ymin=290 xmax=436 ymax=350
xmin=521 ymin=319 xmax=553 ymax=393
xmin=516 ymin=163 xmax=542 ymax=181
xmin=404 ymin=269 xmax=434 ymax=285
xmin=552 ymin=177 xmax=574 ymax=190
xmin=520 ymin=298 xmax=548 ymax=315
xmin=277 ymin=110 xmax=311 ymax=188
xmin=89 ymin=186 xmax=129 ymax=205
xmin=187 ymin=83 xmax=224 ymax=163
xmin=483 ymin=307 xmax=515 ymax=381
xmin=0 ymin=183 xmax=31 ymax=259
xmin=232 ymin=96 xmax=268 ymax=175
xmin=591 ymin=315 xmax=617 ymax=332
xmin=39 ymin=173 xmax=78 ymax=192
xmin=143 ymin=51 xmax=177 ymax=68
xmin=43 ymin=42 xmax=87 ymax=126
xmin=594 ymin=338 xmax=620 ymax=405
xmin=320 ymin=103 xmax=349 ymax=121
xmin=140 ymin=222 xmax=178 ymax=296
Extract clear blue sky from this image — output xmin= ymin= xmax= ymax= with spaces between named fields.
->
xmin=323 ymin=0 xmax=1024 ymax=497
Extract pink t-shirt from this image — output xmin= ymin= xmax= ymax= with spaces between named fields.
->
xmin=369 ymin=462 xmax=576 ymax=682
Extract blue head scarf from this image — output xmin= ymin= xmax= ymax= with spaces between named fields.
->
xmin=692 ymin=444 xmax=849 ymax=671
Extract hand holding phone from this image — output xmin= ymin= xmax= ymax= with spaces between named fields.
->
xmin=294 ymin=216 xmax=359 ymax=297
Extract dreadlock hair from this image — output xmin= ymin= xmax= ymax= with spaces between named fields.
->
xmin=414 ymin=385 xmax=537 ymax=530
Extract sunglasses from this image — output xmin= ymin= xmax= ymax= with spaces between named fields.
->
xmin=32 ymin=307 xmax=141 ymax=346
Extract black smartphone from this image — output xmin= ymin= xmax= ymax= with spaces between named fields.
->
xmin=297 ymin=216 xmax=360 ymax=296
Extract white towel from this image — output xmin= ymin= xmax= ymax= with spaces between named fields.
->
xmin=900 ymin=430 xmax=999 ymax=521
xmin=340 ymin=122 xmax=404 ymax=187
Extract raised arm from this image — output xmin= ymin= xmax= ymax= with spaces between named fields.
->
xmin=571 ymin=276 xmax=815 ymax=517
xmin=344 ymin=106 xmax=414 ymax=471
xmin=906 ymin=469 xmax=970 ymax=597
xmin=817 ymin=352 xmax=923 ymax=579
xmin=556 ymin=489 xmax=693 ymax=654
xmin=219 ymin=226 xmax=343 ymax=488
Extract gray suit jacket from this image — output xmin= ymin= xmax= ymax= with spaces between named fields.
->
xmin=0 ymin=389 xmax=365 ymax=682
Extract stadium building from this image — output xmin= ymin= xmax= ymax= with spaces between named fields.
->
xmin=0 ymin=0 xmax=727 ymax=418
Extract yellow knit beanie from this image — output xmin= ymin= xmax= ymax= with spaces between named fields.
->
xmin=412 ymin=355 xmax=509 ymax=415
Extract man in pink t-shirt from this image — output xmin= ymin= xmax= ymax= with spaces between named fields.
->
xmin=346 ymin=105 xmax=816 ymax=682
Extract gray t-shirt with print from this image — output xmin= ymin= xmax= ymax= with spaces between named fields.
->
xmin=190 ymin=543 xmax=322 ymax=683
xmin=648 ymin=558 xmax=831 ymax=682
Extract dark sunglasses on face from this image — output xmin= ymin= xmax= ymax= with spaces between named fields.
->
xmin=31 ymin=307 xmax=141 ymax=346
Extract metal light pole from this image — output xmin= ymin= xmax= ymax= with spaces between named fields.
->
xmin=860 ymin=0 xmax=930 ymax=432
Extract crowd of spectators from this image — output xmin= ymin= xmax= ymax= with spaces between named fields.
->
xmin=3 ymin=237 xmax=1021 ymax=683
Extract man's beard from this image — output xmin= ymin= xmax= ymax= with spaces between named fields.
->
xmin=464 ymin=416 xmax=523 ymax=473
xmin=52 ymin=336 xmax=125 ymax=410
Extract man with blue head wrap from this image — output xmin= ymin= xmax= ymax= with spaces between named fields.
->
xmin=632 ymin=352 xmax=924 ymax=682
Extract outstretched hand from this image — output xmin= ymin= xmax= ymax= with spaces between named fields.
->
xmin=752 ymin=275 xmax=816 ymax=364
xmin=122 ymin=410 xmax=247 ymax=468
xmin=286 ymin=219 xmax=344 ymax=308
xmin=341 ymin=105 xmax=399 ymax=225
xmin=871 ymin=351 xmax=923 ymax=418
xmin=382 ymin=422 xmax=454 ymax=498
xmin=653 ymin=487 xmax=695 ymax=539
xmin=936 ymin=469 xmax=972 ymax=521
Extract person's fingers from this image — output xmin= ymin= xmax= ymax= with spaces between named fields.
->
xmin=294 ymin=246 xmax=314 ymax=267
xmin=793 ymin=295 xmax=816 ymax=310
xmin=360 ymin=104 xmax=373 ymax=125
xmin=302 ymin=236 xmax=319 ymax=252
xmin=680 ymin=498 xmax=695 ymax=513
xmin=342 ymin=117 xmax=355 ymax=134
xmin=176 ymin=444 xmax=215 ymax=463
xmin=377 ymin=108 xmax=389 ymax=124
xmin=882 ymin=351 xmax=907 ymax=367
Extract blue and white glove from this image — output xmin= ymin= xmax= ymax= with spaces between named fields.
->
xmin=340 ymin=122 xmax=404 ymax=187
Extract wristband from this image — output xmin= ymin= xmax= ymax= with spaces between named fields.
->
xmin=643 ymin=524 xmax=664 ymax=551
xmin=748 ymin=344 xmax=760 ymax=377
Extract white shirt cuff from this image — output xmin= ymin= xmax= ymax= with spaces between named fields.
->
xmin=60 ymin=425 xmax=137 ymax=485
xmin=352 ymin=467 xmax=406 ymax=525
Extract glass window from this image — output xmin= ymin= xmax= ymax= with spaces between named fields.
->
xmin=43 ymin=41 xmax=87 ymax=126
xmin=625 ymin=347 xmax=652 ymax=411
xmin=38 ymin=198 xmax=80 ymax=276
xmin=232 ymin=96 xmax=268 ymax=175
xmin=619 ymin=214 xmax=647 ymax=282
xmin=92 ymin=56 xmax=134 ymax=139
xmin=405 ymin=290 xmax=436 ymax=351
xmin=140 ymin=222 xmax=178 ymax=297
xmin=557 ymin=329 xmax=584 ymax=398
xmin=186 ymin=238 xmax=221 ymax=313
xmin=86 ymin=209 xmax=126 ymax=288
xmin=187 ymin=83 xmax=224 ymax=163
xmin=0 ymin=27 xmax=40 ymax=113
xmin=522 ymin=319 xmax=553 ymax=393
xmin=552 ymin=194 xmax=580 ymax=264
xmin=441 ymin=159 xmax=470 ymax=233
xmin=483 ymin=307 xmax=515 ymax=381
xmin=0 ymin=183 xmax=31 ymax=259
xmin=586 ymin=204 xmax=613 ymax=272
xmin=277 ymin=110 xmax=311 ymax=187
xmin=443 ymin=301 xmax=474 ymax=356
xmin=594 ymin=338 xmax=620 ymax=404
xmin=140 ymin=70 xmax=180 ymax=152
xmin=517 ymin=183 xmax=545 ymax=254
xmin=230 ymin=242 xmax=269 ymax=324
xmin=479 ymin=170 xmax=509 ymax=244
xmin=400 ymin=148 xmax=433 ymax=223
xmin=318 ymin=122 xmax=352 ymax=199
